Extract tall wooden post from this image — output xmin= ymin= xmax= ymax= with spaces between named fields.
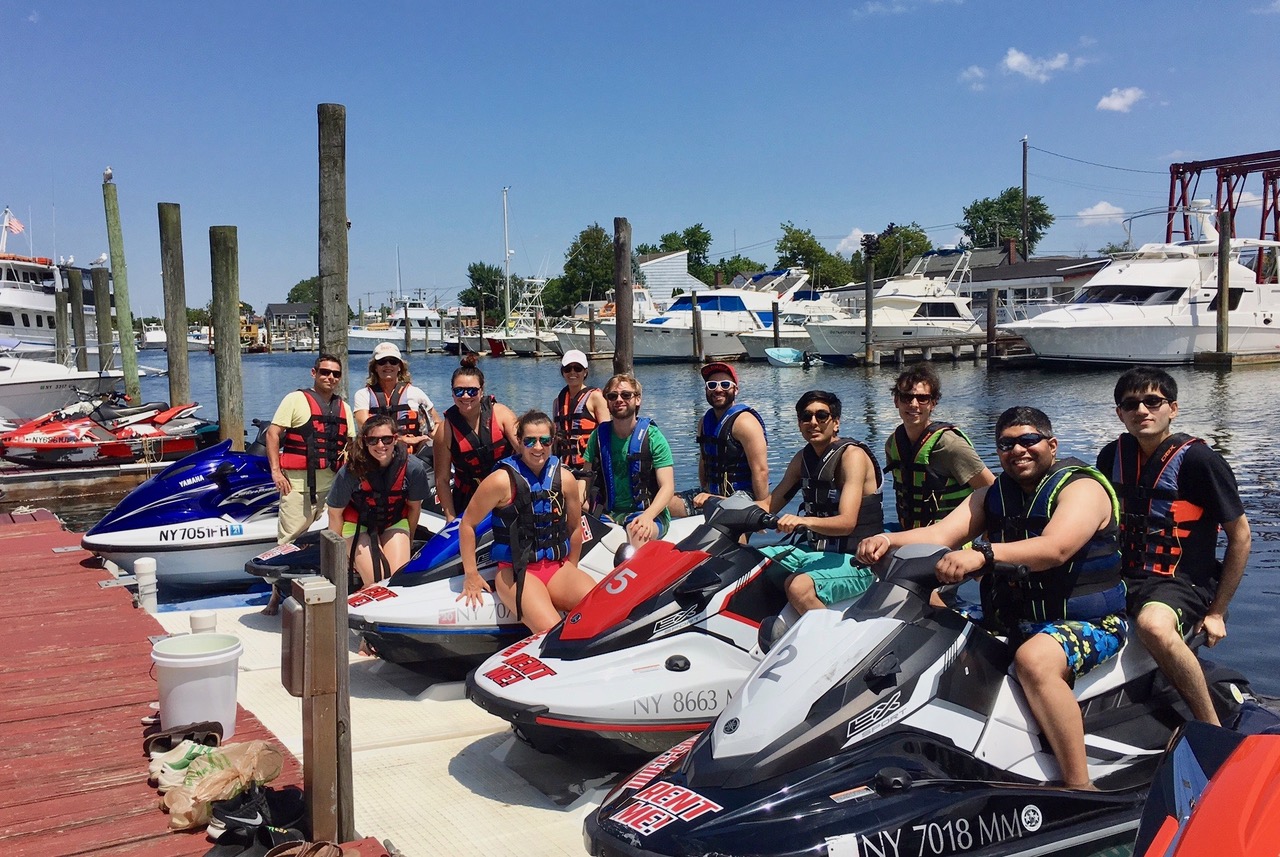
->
xmin=986 ymin=288 xmax=998 ymax=358
xmin=318 ymin=104 xmax=350 ymax=397
xmin=54 ymin=289 xmax=69 ymax=365
xmin=588 ymin=303 xmax=597 ymax=355
xmin=210 ymin=227 xmax=245 ymax=450
xmin=1217 ymin=209 xmax=1232 ymax=354
xmin=316 ymin=531 xmax=355 ymax=842
xmin=691 ymin=290 xmax=704 ymax=362
xmin=90 ymin=267 xmax=114 ymax=372
xmin=158 ymin=203 xmax=190 ymax=405
xmin=403 ymin=300 xmax=412 ymax=355
xmin=863 ymin=263 xmax=875 ymax=364
xmin=102 ymin=177 xmax=141 ymax=401
xmin=612 ymin=217 xmax=634 ymax=375
xmin=771 ymin=301 xmax=781 ymax=349
xmin=66 ymin=267 xmax=88 ymax=370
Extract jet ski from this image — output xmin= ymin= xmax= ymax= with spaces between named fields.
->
xmin=81 ymin=420 xmax=321 ymax=590
xmin=466 ymin=494 xmax=789 ymax=756
xmin=585 ymin=543 xmax=1255 ymax=857
xmin=1 ymin=391 xmax=219 ymax=468
xmin=345 ymin=511 xmax=704 ymax=670
xmin=1133 ymin=700 xmax=1280 ymax=856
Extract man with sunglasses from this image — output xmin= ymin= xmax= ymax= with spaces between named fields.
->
xmin=859 ymin=407 xmax=1126 ymax=790
xmin=758 ymin=390 xmax=883 ymax=615
xmin=551 ymin=350 xmax=608 ymax=491
xmin=670 ymin=362 xmax=768 ymax=518
xmin=1097 ymin=367 xmax=1250 ymax=727
xmin=885 ymin=365 xmax=993 ymax=530
xmin=582 ymin=373 xmax=675 ymax=546
xmin=265 ymin=353 xmax=357 ymax=581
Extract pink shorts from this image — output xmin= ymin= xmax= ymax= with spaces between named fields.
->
xmin=497 ymin=559 xmax=565 ymax=586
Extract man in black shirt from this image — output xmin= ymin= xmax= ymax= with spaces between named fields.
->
xmin=1097 ymin=367 xmax=1251 ymax=726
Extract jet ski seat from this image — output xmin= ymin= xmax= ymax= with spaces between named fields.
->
xmin=99 ymin=402 xmax=169 ymax=421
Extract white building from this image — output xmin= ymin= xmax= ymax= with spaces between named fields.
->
xmin=637 ymin=250 xmax=708 ymax=304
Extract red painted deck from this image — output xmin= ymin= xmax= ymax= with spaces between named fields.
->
xmin=0 ymin=512 xmax=386 ymax=857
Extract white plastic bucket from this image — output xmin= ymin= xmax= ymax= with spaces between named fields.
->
xmin=151 ymin=633 xmax=243 ymax=739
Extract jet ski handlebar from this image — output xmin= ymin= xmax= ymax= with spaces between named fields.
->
xmin=882 ymin=543 xmax=1028 ymax=600
xmin=701 ymin=493 xmax=778 ymax=538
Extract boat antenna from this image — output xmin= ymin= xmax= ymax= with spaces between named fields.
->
xmin=502 ymin=186 xmax=513 ymax=323
xmin=396 ymin=244 xmax=403 ymax=298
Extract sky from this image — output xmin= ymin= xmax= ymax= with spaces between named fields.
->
xmin=5 ymin=0 xmax=1280 ymax=317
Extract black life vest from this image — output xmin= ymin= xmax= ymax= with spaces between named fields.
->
xmin=341 ymin=444 xmax=410 ymax=534
xmin=553 ymin=385 xmax=598 ymax=474
xmin=1108 ymin=432 xmax=1219 ymax=584
xmin=797 ymin=438 xmax=884 ymax=554
xmin=369 ymin=383 xmax=421 ymax=437
xmin=885 ymin=422 xmax=977 ymax=529
xmin=446 ymin=397 xmax=510 ymax=511
xmin=490 ymin=455 xmax=570 ymax=620
xmin=697 ymin=404 xmax=766 ymax=496
xmin=982 ymin=457 xmax=1124 ymax=629
xmin=595 ymin=418 xmax=658 ymax=513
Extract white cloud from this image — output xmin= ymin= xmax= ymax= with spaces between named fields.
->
xmin=1097 ymin=86 xmax=1145 ymax=112
xmin=1239 ymin=191 xmax=1263 ymax=207
xmin=958 ymin=65 xmax=986 ymax=91
xmin=1252 ymin=0 xmax=1280 ymax=12
xmin=1001 ymin=48 xmax=1071 ymax=83
xmin=837 ymin=228 xmax=868 ymax=255
xmin=26 ymin=10 xmax=38 ymax=23
xmin=852 ymin=0 xmax=960 ymax=16
xmin=1078 ymin=35 xmax=1097 ymax=47
xmin=1076 ymin=201 xmax=1125 ymax=226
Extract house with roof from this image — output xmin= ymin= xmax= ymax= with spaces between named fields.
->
xmin=264 ymin=302 xmax=315 ymax=329
xmin=637 ymin=250 xmax=709 ymax=304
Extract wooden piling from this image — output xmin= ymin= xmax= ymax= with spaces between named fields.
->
xmin=318 ymin=104 xmax=350 ymax=394
xmin=588 ymin=303 xmax=597 ymax=355
xmin=1217 ymin=210 xmax=1231 ymax=354
xmin=210 ymin=226 xmax=245 ymax=450
xmin=985 ymin=288 xmax=998 ymax=358
xmin=403 ymin=299 xmax=412 ymax=356
xmin=102 ymin=179 xmax=141 ymax=401
xmin=863 ymin=263 xmax=874 ymax=364
xmin=612 ymin=217 xmax=634 ymax=375
xmin=772 ymin=301 xmax=781 ymax=349
xmin=89 ymin=267 xmax=114 ymax=372
xmin=157 ymin=203 xmax=190 ymax=405
xmin=691 ymin=289 xmax=704 ymax=362
xmin=65 ymin=267 xmax=88 ymax=370
xmin=318 ymin=531 xmax=355 ymax=842
xmin=54 ymin=289 xmax=69 ymax=365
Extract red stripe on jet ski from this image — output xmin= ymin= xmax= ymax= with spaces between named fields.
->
xmin=534 ymin=715 xmax=712 ymax=733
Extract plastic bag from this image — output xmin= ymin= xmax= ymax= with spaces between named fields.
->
xmin=160 ymin=740 xmax=285 ymax=830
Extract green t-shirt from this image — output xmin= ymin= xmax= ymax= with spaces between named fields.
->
xmin=584 ymin=420 xmax=673 ymax=528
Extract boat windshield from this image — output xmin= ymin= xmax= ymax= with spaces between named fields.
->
xmin=1071 ymin=285 xmax=1186 ymax=306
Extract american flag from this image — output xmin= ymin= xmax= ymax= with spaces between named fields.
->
xmin=3 ymin=212 xmax=24 ymax=235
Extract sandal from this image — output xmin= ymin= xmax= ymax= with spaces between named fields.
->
xmin=264 ymin=842 xmax=357 ymax=857
xmin=143 ymin=720 xmax=223 ymax=757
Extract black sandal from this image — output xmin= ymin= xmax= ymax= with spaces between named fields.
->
xmin=142 ymin=719 xmax=223 ymax=757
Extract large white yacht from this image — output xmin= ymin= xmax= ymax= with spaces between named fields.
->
xmin=805 ymin=250 xmax=981 ymax=362
xmin=738 ymin=271 xmax=851 ymax=359
xmin=0 ymin=252 xmax=104 ymax=352
xmin=552 ymin=288 xmax=664 ymax=358
xmin=1002 ymin=206 xmax=1280 ymax=364
xmin=348 ymin=298 xmax=444 ymax=353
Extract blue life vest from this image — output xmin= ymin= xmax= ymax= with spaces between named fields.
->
xmin=596 ymin=418 xmax=657 ymax=513
xmin=697 ymin=404 xmax=765 ymax=496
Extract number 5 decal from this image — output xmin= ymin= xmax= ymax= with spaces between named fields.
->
xmin=759 ymin=644 xmax=797 ymax=682
xmin=605 ymin=568 xmax=638 ymax=595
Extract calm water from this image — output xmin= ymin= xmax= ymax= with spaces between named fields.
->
xmin=132 ymin=350 xmax=1280 ymax=694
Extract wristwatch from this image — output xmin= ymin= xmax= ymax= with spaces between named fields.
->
xmin=971 ymin=539 xmax=995 ymax=572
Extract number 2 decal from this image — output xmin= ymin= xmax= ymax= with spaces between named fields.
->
xmin=759 ymin=644 xmax=797 ymax=682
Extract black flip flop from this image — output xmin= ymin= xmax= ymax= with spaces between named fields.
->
xmin=205 ymin=825 xmax=305 ymax=857
xmin=142 ymin=719 xmax=224 ymax=757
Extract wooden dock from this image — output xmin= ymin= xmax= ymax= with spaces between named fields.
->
xmin=0 ymin=511 xmax=386 ymax=856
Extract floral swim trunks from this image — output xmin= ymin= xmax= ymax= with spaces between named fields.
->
xmin=1018 ymin=613 xmax=1128 ymax=680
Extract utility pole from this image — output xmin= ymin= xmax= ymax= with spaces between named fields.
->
xmin=1021 ymin=135 xmax=1030 ymax=259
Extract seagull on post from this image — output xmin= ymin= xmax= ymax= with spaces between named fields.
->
xmin=91 ymin=253 xmax=108 ymax=267
xmin=103 ymin=166 xmax=113 ymax=183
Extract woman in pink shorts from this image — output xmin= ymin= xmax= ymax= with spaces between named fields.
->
xmin=459 ymin=410 xmax=596 ymax=633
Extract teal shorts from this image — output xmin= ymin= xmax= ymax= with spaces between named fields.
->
xmin=761 ymin=544 xmax=874 ymax=605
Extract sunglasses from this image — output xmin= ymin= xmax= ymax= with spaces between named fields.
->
xmin=375 ymin=357 xmax=401 ymax=367
xmin=894 ymin=391 xmax=935 ymax=404
xmin=316 ymin=368 xmax=342 ymax=378
xmin=365 ymin=435 xmax=396 ymax=447
xmin=605 ymin=390 xmax=636 ymax=401
xmin=1118 ymin=395 xmax=1171 ymax=412
xmin=799 ymin=409 xmax=832 ymax=424
xmin=522 ymin=435 xmax=554 ymax=448
xmin=705 ymin=380 xmax=735 ymax=391
xmin=996 ymin=432 xmax=1051 ymax=452
xmin=561 ymin=364 xmax=586 ymax=373
xmin=453 ymin=386 xmax=481 ymax=398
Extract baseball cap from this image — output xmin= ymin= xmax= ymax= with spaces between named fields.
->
xmin=561 ymin=349 xmax=589 ymax=368
xmin=372 ymin=342 xmax=403 ymax=362
xmin=700 ymin=361 xmax=738 ymax=383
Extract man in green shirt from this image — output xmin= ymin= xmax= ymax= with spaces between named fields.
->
xmin=583 ymin=373 xmax=675 ymax=546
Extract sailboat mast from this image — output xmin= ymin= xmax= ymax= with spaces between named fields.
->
xmin=396 ymin=245 xmax=403 ymax=298
xmin=502 ymin=186 xmax=512 ymax=322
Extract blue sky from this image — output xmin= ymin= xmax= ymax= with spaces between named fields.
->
xmin=5 ymin=1 xmax=1279 ymax=316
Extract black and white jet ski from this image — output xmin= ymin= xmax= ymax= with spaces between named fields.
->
xmin=342 ymin=512 xmax=704 ymax=668
xmin=585 ymin=543 xmax=1254 ymax=857
xmin=466 ymin=495 xmax=790 ymax=755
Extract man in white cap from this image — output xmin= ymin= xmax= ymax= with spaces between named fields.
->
xmin=352 ymin=342 xmax=440 ymax=452
xmin=669 ymin=361 xmax=768 ymax=517
xmin=552 ymin=349 xmax=608 ymax=502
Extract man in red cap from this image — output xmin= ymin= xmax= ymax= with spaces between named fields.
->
xmin=669 ymin=361 xmax=769 ymax=517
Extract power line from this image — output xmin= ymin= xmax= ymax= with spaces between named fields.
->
xmin=1029 ymin=145 xmax=1166 ymax=175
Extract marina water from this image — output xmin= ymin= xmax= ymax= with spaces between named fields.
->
xmin=128 ymin=350 xmax=1279 ymax=695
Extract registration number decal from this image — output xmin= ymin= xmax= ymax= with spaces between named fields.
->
xmin=158 ymin=524 xmax=245 ymax=542
xmin=823 ymin=805 xmax=1040 ymax=857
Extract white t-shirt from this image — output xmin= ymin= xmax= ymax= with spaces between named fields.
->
xmin=353 ymin=384 xmax=435 ymax=427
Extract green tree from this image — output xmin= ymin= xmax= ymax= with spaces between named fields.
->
xmin=457 ymin=262 xmax=506 ymax=317
xmin=286 ymin=275 xmax=321 ymax=304
xmin=552 ymin=223 xmax=614 ymax=315
xmin=862 ymin=222 xmax=932 ymax=279
xmin=774 ymin=222 xmax=859 ymax=288
xmin=186 ymin=306 xmax=210 ymax=327
xmin=637 ymin=223 xmax=716 ymax=284
xmin=712 ymin=253 xmax=768 ymax=285
xmin=1098 ymin=240 xmax=1132 ymax=255
xmin=961 ymin=187 xmax=1054 ymax=255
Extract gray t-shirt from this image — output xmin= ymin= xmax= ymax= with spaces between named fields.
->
xmin=326 ymin=453 xmax=432 ymax=510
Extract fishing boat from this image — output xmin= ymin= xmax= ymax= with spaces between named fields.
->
xmin=1002 ymin=204 xmax=1280 ymax=364
xmin=0 ymin=211 xmax=107 ymax=352
xmin=551 ymin=288 xmax=663 ymax=358
xmin=0 ymin=346 xmax=123 ymax=421
xmin=348 ymin=298 xmax=444 ymax=353
xmin=136 ymin=323 xmax=167 ymax=351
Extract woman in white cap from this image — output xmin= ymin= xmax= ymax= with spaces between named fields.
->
xmin=551 ymin=349 xmax=608 ymax=496
xmin=352 ymin=342 xmax=440 ymax=453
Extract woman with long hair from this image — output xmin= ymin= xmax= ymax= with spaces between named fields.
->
xmin=326 ymin=415 xmax=433 ymax=588
xmin=432 ymin=354 xmax=517 ymax=522
xmin=459 ymin=410 xmax=595 ymax=633
xmin=352 ymin=342 xmax=441 ymax=452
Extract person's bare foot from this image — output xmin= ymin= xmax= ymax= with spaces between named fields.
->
xmin=260 ymin=603 xmax=280 ymax=616
xmin=1061 ymin=781 xmax=1099 ymax=791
